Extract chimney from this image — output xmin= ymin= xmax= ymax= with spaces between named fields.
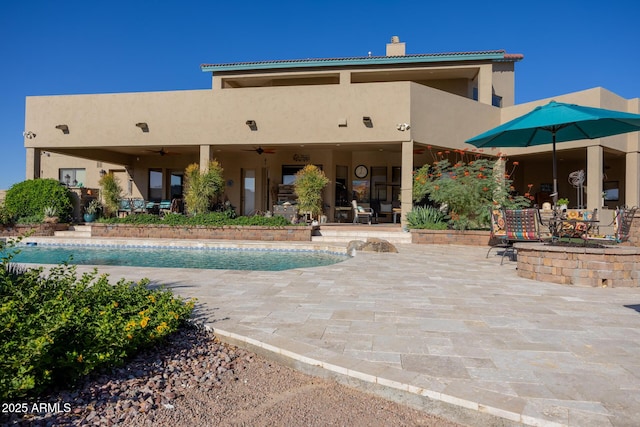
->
xmin=386 ymin=35 xmax=406 ymax=56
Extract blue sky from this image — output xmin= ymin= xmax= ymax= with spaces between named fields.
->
xmin=1 ymin=0 xmax=638 ymax=190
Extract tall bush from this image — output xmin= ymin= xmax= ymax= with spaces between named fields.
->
xmin=294 ymin=165 xmax=329 ymax=220
xmin=0 ymin=238 xmax=195 ymax=399
xmin=99 ymin=173 xmax=122 ymax=217
xmin=183 ymin=160 xmax=225 ymax=216
xmin=413 ymin=158 xmax=530 ymax=230
xmin=3 ymin=179 xmax=73 ymax=223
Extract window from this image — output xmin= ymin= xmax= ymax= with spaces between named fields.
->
xmin=59 ymin=168 xmax=86 ymax=187
xmin=170 ymin=172 xmax=183 ymax=199
xmin=371 ymin=166 xmax=387 ymax=202
xmin=149 ymin=169 xmax=163 ymax=201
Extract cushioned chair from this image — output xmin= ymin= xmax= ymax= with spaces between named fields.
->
xmin=117 ymin=198 xmax=132 ymax=217
xmin=584 ymin=206 xmax=637 ymax=244
xmin=498 ymin=208 xmax=546 ymax=264
xmin=352 ymin=200 xmax=376 ymax=225
xmin=486 ymin=208 xmax=507 ymax=258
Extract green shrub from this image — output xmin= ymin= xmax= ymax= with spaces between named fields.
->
xmin=183 ymin=161 xmax=225 ymax=215
xmin=98 ymin=212 xmax=294 ymax=227
xmin=406 ymin=206 xmax=449 ymax=229
xmin=0 ymin=238 xmax=195 ymax=399
xmin=413 ymin=157 xmax=531 ymax=230
xmin=4 ymin=179 xmax=73 ymax=223
xmin=0 ymin=204 xmax=11 ymax=226
xmin=294 ymin=165 xmax=329 ymax=220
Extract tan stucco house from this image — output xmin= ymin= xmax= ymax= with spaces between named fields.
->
xmin=23 ymin=37 xmax=640 ymax=223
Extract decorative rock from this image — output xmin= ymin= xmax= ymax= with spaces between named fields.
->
xmin=348 ymin=238 xmax=398 ymax=253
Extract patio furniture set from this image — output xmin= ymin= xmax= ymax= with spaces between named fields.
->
xmin=487 ymin=206 xmax=637 ymax=264
xmin=117 ymin=198 xmax=183 ymax=217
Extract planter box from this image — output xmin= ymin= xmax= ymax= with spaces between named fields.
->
xmin=0 ymin=223 xmax=69 ymax=237
xmin=90 ymin=224 xmax=314 ymax=241
xmin=411 ymin=229 xmax=490 ymax=246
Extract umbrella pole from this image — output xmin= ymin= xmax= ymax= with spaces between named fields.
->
xmin=552 ymin=131 xmax=558 ymax=206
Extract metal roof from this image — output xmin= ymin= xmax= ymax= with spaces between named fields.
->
xmin=200 ymin=50 xmax=524 ymax=73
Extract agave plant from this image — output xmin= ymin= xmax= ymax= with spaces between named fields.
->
xmin=405 ymin=205 xmax=448 ymax=229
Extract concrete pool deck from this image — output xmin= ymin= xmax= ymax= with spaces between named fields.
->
xmin=17 ymin=237 xmax=640 ymax=426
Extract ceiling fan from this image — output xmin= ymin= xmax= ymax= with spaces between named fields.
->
xmin=243 ymin=146 xmax=275 ymax=155
xmin=146 ymin=148 xmax=180 ymax=156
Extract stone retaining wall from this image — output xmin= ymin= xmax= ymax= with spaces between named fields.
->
xmin=90 ymin=224 xmax=314 ymax=241
xmin=515 ymin=243 xmax=640 ymax=287
xmin=0 ymin=223 xmax=69 ymax=237
xmin=411 ymin=229 xmax=490 ymax=246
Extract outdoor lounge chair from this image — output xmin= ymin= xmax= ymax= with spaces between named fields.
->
xmin=497 ymin=208 xmax=546 ymax=264
xmin=117 ymin=198 xmax=132 ymax=217
xmin=583 ymin=206 xmax=637 ymax=244
xmin=352 ymin=200 xmax=376 ymax=225
xmin=486 ymin=208 xmax=507 ymax=258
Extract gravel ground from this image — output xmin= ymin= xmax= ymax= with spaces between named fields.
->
xmin=2 ymin=325 xmax=464 ymax=427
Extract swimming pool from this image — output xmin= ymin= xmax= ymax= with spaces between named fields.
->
xmin=7 ymin=244 xmax=349 ymax=271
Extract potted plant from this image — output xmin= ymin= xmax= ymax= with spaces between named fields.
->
xmin=556 ymin=198 xmax=569 ymax=210
xmin=294 ymin=164 xmax=329 ymax=223
xmin=84 ymin=199 xmax=101 ymax=222
xmin=43 ymin=206 xmax=58 ymax=223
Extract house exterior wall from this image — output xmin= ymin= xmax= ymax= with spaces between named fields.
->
xmin=20 ymin=42 xmax=639 ymax=223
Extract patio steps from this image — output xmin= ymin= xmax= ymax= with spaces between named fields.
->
xmin=54 ymin=225 xmax=92 ymax=238
xmin=312 ymin=225 xmax=411 ymax=244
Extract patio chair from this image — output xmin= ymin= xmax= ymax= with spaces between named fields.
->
xmin=117 ymin=198 xmax=132 ymax=217
xmin=131 ymin=198 xmax=146 ymax=214
xmin=158 ymin=200 xmax=172 ymax=215
xmin=583 ymin=206 xmax=637 ymax=244
xmin=486 ymin=208 xmax=507 ymax=258
xmin=352 ymin=200 xmax=376 ymax=225
xmin=499 ymin=208 xmax=546 ymax=264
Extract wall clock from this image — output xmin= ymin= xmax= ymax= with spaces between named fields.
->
xmin=355 ymin=165 xmax=368 ymax=179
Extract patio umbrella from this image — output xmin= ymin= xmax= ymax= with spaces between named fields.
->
xmin=465 ymin=101 xmax=640 ymax=204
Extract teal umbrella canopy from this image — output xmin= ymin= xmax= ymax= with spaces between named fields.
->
xmin=466 ymin=101 xmax=640 ymax=147
xmin=465 ymin=101 xmax=640 ymax=202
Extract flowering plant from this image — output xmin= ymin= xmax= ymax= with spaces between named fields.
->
xmin=413 ymin=157 xmax=531 ymax=230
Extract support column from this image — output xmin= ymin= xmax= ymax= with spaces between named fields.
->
xmin=400 ymin=140 xmax=414 ymax=228
xmin=625 ymin=151 xmax=640 ymax=208
xmin=476 ymin=64 xmax=493 ymax=106
xmin=339 ymin=70 xmax=351 ymax=85
xmin=586 ymin=145 xmax=603 ymax=210
xmin=200 ymin=145 xmax=212 ymax=173
xmin=25 ymin=148 xmax=41 ymax=180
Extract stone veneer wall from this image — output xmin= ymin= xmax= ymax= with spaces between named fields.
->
xmin=90 ymin=224 xmax=314 ymax=241
xmin=0 ymin=223 xmax=69 ymax=237
xmin=515 ymin=243 xmax=640 ymax=287
xmin=411 ymin=229 xmax=490 ymax=246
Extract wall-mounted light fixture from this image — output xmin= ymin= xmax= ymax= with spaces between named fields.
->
xmin=23 ymin=131 xmax=36 ymax=139
xmin=362 ymin=116 xmax=373 ymax=128
xmin=135 ymin=122 xmax=149 ymax=132
xmin=55 ymin=124 xmax=69 ymax=134
xmin=396 ymin=123 xmax=411 ymax=131
xmin=99 ymin=169 xmax=107 ymax=177
xmin=246 ymin=120 xmax=257 ymax=130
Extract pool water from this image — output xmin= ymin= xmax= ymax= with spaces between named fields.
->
xmin=7 ymin=245 xmax=348 ymax=271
